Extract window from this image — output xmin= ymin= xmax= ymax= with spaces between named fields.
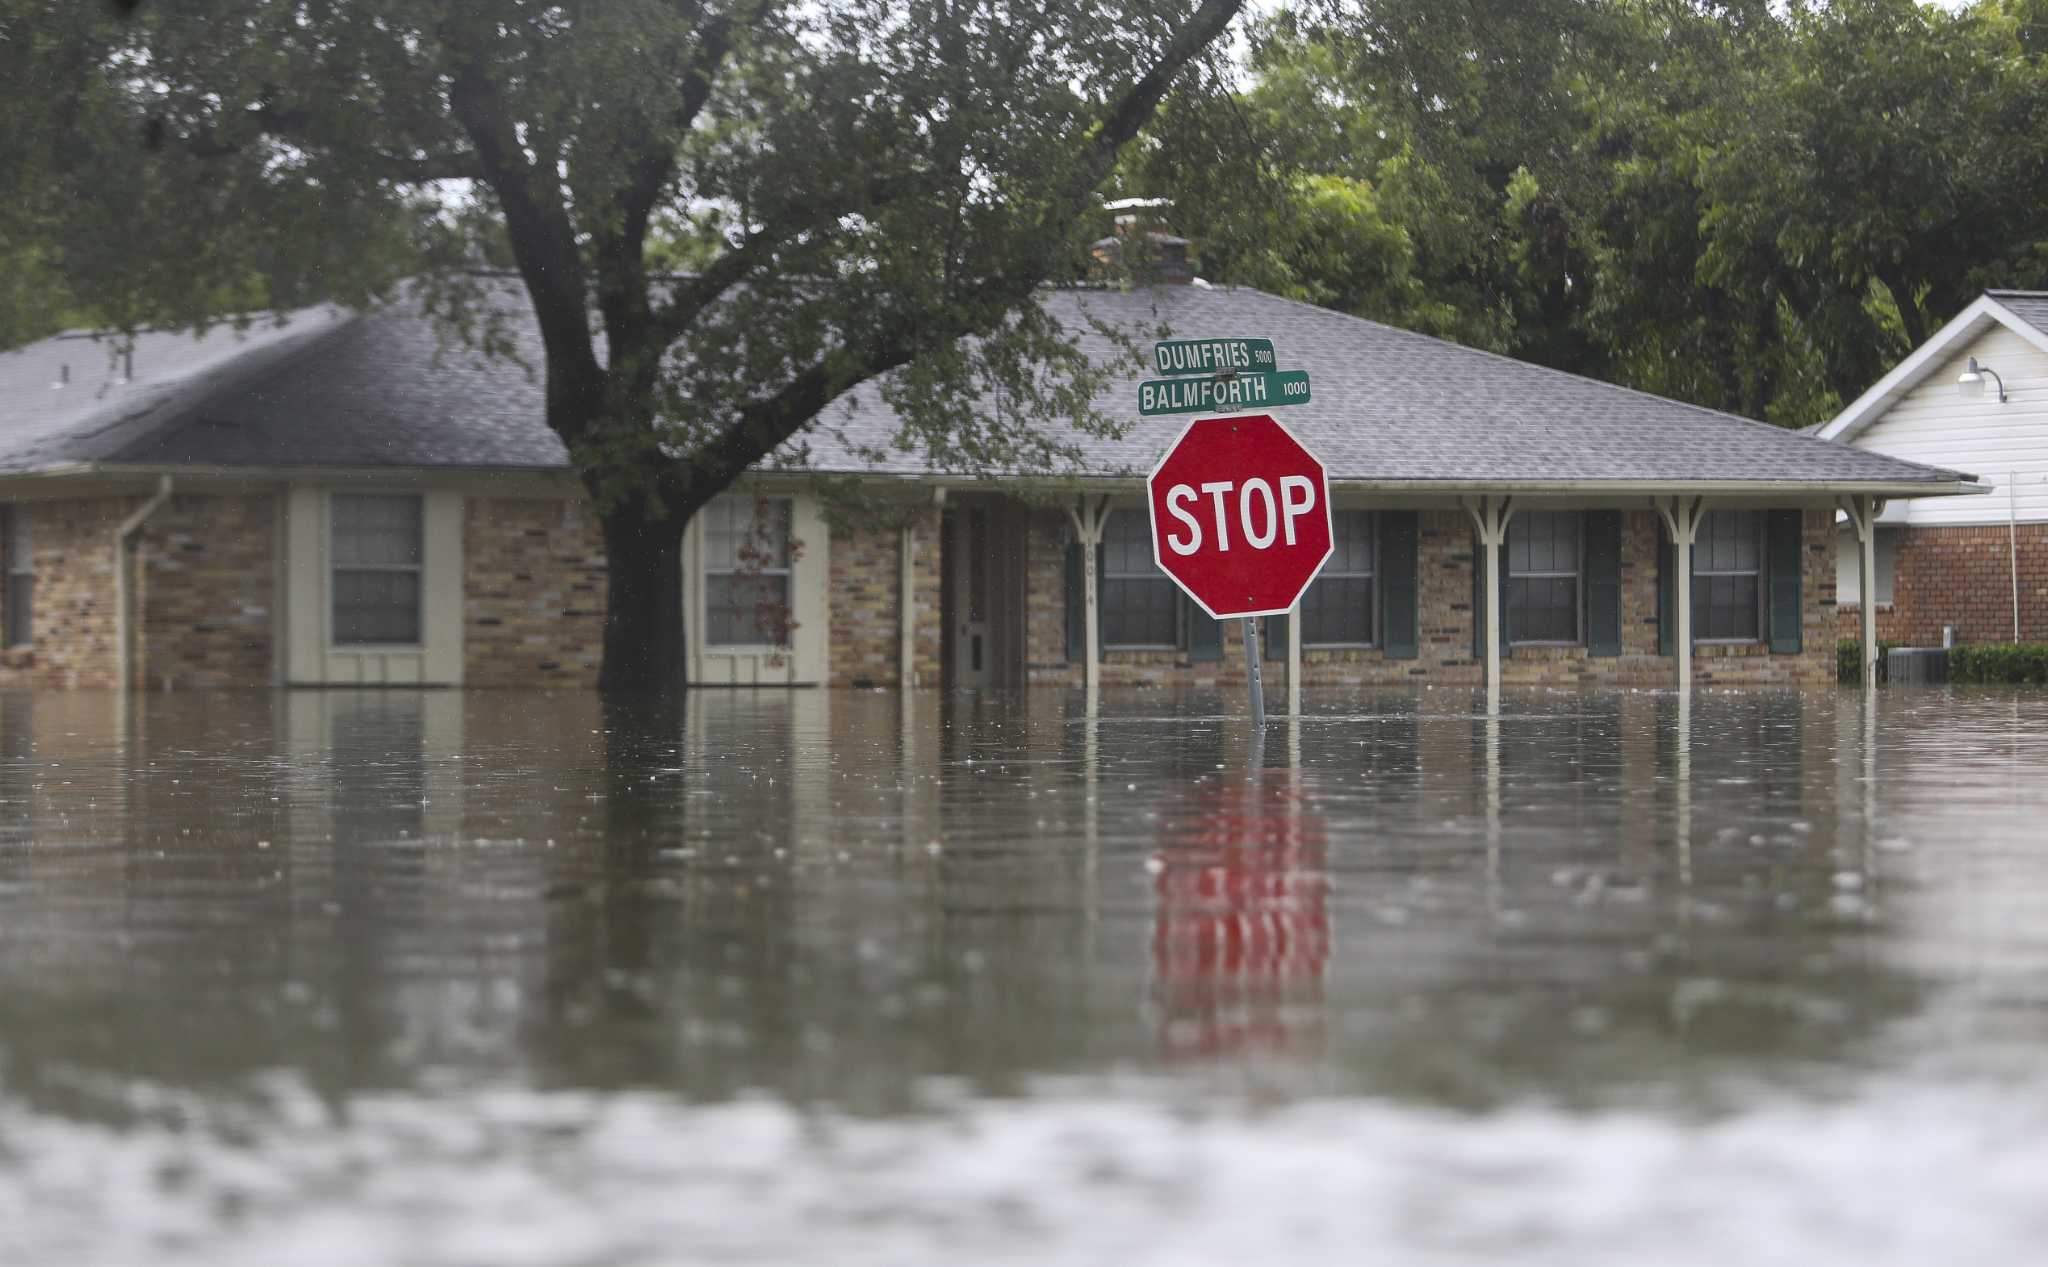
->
xmin=2 ymin=507 xmax=30 ymax=648
xmin=1508 ymin=511 xmax=1581 ymax=643
xmin=1836 ymin=525 xmax=1896 ymax=606
xmin=1301 ymin=510 xmax=1375 ymax=645
xmin=1101 ymin=509 xmax=1178 ymax=647
xmin=1694 ymin=510 xmax=1763 ymax=641
xmin=331 ymin=493 xmax=423 ymax=645
xmin=704 ymin=495 xmax=793 ymax=646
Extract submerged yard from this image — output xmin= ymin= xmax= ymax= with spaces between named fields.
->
xmin=1 ymin=686 xmax=2044 ymax=1264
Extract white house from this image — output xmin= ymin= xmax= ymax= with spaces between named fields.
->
xmin=1816 ymin=290 xmax=2048 ymax=645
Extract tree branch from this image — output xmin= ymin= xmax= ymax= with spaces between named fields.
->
xmin=1087 ymin=0 xmax=1245 ymax=170
xmin=142 ymin=107 xmax=482 ymax=182
xmin=446 ymin=50 xmax=604 ymax=434
xmin=659 ymin=0 xmax=1247 ymax=501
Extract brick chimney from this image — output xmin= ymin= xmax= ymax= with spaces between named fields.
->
xmin=1090 ymin=197 xmax=1195 ymax=285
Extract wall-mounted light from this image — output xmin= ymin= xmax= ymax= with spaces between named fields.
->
xmin=1958 ymin=356 xmax=2007 ymax=403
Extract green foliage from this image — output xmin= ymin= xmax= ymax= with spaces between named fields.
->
xmin=1133 ymin=0 xmax=2048 ymax=428
xmin=1841 ymin=639 xmax=2048 ymax=684
xmin=4 ymin=0 xmax=1243 ymax=502
xmin=1949 ymin=643 xmax=2048 ymax=684
xmin=1837 ymin=638 xmax=1900 ymax=684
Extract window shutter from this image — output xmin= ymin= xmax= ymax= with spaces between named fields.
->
xmin=1767 ymin=509 xmax=1803 ymax=654
xmin=1381 ymin=511 xmax=1419 ymax=659
xmin=1187 ymin=597 xmax=1222 ymax=662
xmin=1585 ymin=510 xmax=1623 ymax=656
xmin=1657 ymin=528 xmax=1676 ymax=657
xmin=1498 ymin=532 xmax=1513 ymax=658
xmin=1468 ymin=531 xmax=1511 ymax=658
xmin=1263 ymin=611 xmax=1287 ymax=660
xmin=1470 ymin=530 xmax=1486 ymax=663
xmin=1064 ymin=540 xmax=1083 ymax=661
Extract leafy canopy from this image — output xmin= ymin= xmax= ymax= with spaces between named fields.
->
xmin=4 ymin=0 xmax=1246 ymax=508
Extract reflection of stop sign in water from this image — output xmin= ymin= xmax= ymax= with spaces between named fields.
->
xmin=1152 ymin=774 xmax=1329 ymax=1060
xmin=1147 ymin=413 xmax=1333 ymax=618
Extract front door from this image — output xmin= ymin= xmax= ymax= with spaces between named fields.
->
xmin=946 ymin=503 xmax=993 ymax=688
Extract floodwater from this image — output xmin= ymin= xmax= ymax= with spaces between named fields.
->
xmin=1 ymin=686 xmax=2044 ymax=1265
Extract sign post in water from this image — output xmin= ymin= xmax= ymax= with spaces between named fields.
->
xmin=1140 ymin=337 xmax=1324 ymax=724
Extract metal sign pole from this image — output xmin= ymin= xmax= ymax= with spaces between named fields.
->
xmin=1242 ymin=617 xmax=1264 ymax=725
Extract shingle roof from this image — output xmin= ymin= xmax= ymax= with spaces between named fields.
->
xmin=1 ymin=280 xmax=1971 ymax=491
xmin=803 ymin=285 xmax=1969 ymax=488
xmin=1987 ymin=289 xmax=2048 ymax=338
xmin=0 ymin=307 xmax=350 ymax=474
xmin=92 ymin=288 xmax=569 ymax=471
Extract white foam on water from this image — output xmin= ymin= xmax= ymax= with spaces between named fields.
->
xmin=3 ymin=1073 xmax=2045 ymax=1267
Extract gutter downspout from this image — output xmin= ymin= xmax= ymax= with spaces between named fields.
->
xmin=114 ymin=475 xmax=173 ymax=693
xmin=2011 ymin=472 xmax=2022 ymax=643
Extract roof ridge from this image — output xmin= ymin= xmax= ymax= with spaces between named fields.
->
xmin=39 ymin=309 xmax=318 ymax=345
xmin=90 ymin=312 xmax=365 ymax=463
xmin=1986 ymin=288 xmax=2048 ymax=298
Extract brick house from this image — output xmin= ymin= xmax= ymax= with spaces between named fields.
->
xmin=1815 ymin=290 xmax=2048 ymax=647
xmin=0 ymin=282 xmax=1974 ymax=695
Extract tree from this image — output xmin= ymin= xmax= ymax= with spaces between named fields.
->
xmin=6 ymin=0 xmax=1245 ymax=691
xmin=1136 ymin=0 xmax=2048 ymax=428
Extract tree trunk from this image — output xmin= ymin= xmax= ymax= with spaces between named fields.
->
xmin=598 ymin=505 xmax=689 ymax=696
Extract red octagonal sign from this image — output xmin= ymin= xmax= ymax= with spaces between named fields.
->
xmin=1147 ymin=413 xmax=1333 ymax=619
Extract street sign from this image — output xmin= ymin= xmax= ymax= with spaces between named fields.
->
xmin=1146 ymin=413 xmax=1333 ymax=620
xmin=1153 ymin=337 xmax=1278 ymax=377
xmin=1138 ymin=369 xmax=1311 ymax=416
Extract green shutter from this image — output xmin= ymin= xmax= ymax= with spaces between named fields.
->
xmin=1498 ymin=529 xmax=1513 ymax=658
xmin=1767 ymin=509 xmax=1803 ymax=654
xmin=1381 ymin=511 xmax=1419 ymax=659
xmin=1657 ymin=528 xmax=1676 ymax=657
xmin=1467 ymin=530 xmax=1511 ymax=657
xmin=1064 ymin=540 xmax=1083 ymax=661
xmin=1264 ymin=611 xmax=1287 ymax=659
xmin=1585 ymin=510 xmax=1623 ymax=656
xmin=1470 ymin=530 xmax=1486 ymax=662
xmin=1187 ymin=597 xmax=1222 ymax=662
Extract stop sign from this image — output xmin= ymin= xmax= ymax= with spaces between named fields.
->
xmin=1147 ymin=413 xmax=1333 ymax=618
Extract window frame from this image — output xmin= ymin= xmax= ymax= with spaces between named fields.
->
xmin=1693 ymin=509 xmax=1766 ymax=645
xmin=702 ymin=494 xmax=795 ymax=648
xmin=1300 ymin=508 xmax=1377 ymax=648
xmin=2 ymin=505 xmax=31 ymax=649
xmin=1507 ymin=509 xmax=1584 ymax=647
xmin=328 ymin=492 xmax=426 ymax=648
xmin=1100 ymin=507 xmax=1181 ymax=650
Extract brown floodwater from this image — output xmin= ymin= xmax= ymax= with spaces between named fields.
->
xmin=1 ymin=686 xmax=2044 ymax=1264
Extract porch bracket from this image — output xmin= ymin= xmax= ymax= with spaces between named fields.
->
xmin=1461 ymin=495 xmax=1517 ymax=714
xmin=1656 ymin=496 xmax=1707 ymax=694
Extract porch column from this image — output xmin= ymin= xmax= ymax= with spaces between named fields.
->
xmin=1463 ymin=495 xmax=1515 ymax=714
xmin=1066 ymin=495 xmax=1111 ymax=706
xmin=1286 ymin=597 xmax=1302 ymax=716
xmin=1841 ymin=494 xmax=1882 ymax=692
xmin=898 ymin=515 xmax=917 ymax=689
xmin=1656 ymin=496 xmax=1705 ymax=694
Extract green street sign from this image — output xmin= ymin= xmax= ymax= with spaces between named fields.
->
xmin=1153 ymin=337 xmax=1278 ymax=377
xmin=1138 ymin=370 xmax=1311 ymax=416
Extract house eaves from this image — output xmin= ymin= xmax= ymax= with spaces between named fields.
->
xmin=1817 ymin=292 xmax=2048 ymax=443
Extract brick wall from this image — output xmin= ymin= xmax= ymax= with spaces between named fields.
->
xmin=1837 ymin=523 xmax=2048 ymax=646
xmin=134 ymin=493 xmax=276 ymax=689
xmin=828 ymin=507 xmax=941 ymax=688
xmin=464 ymin=496 xmax=607 ymax=688
xmin=0 ymin=497 xmax=137 ymax=690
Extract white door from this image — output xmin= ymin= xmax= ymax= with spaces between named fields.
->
xmin=948 ymin=505 xmax=992 ymax=688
